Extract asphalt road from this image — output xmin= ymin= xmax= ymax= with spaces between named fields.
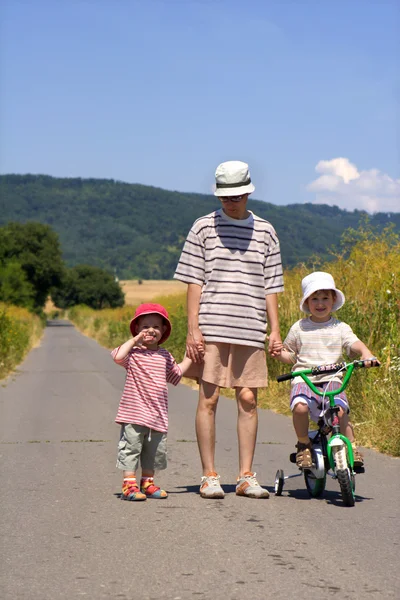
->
xmin=0 ymin=321 xmax=399 ymax=600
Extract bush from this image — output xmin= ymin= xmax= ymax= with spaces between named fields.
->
xmin=0 ymin=304 xmax=44 ymax=379
xmin=0 ymin=261 xmax=35 ymax=310
xmin=52 ymin=265 xmax=125 ymax=309
xmin=0 ymin=222 xmax=64 ymax=310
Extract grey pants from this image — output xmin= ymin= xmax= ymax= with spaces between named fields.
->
xmin=116 ymin=423 xmax=167 ymax=472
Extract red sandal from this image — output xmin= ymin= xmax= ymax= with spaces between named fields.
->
xmin=121 ymin=478 xmax=147 ymax=501
xmin=140 ymin=477 xmax=168 ymax=499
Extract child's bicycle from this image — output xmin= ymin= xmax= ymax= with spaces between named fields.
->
xmin=274 ymin=359 xmax=379 ymax=507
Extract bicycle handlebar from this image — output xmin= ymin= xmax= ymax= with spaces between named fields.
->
xmin=276 ymin=372 xmax=296 ymax=382
xmin=276 ymin=359 xmax=379 ymax=383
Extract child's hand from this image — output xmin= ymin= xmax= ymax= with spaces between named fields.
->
xmin=361 ymin=356 xmax=380 ymax=368
xmin=133 ymin=331 xmax=151 ymax=348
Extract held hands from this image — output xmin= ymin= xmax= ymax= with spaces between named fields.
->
xmin=186 ymin=328 xmax=205 ymax=363
xmin=267 ymin=331 xmax=283 ymax=357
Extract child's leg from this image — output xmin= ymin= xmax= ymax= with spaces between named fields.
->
xmin=338 ymin=408 xmax=364 ymax=466
xmin=117 ymin=425 xmax=147 ymax=501
xmin=141 ymin=469 xmax=155 ymax=477
xmin=291 ymin=399 xmax=313 ymax=468
xmin=140 ymin=429 xmax=168 ymax=498
xmin=292 ymin=401 xmax=311 ymax=444
xmin=338 ymin=408 xmax=354 ymax=441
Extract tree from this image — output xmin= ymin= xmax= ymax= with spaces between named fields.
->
xmin=52 ymin=265 xmax=125 ymax=309
xmin=0 ymin=222 xmax=64 ymax=309
xmin=0 ymin=261 xmax=35 ymax=309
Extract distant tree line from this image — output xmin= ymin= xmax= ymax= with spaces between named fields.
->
xmin=1 ymin=174 xmax=399 ymax=279
xmin=0 ymin=222 xmax=124 ymax=312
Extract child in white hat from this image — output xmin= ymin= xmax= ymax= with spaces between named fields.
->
xmin=274 ymin=272 xmax=379 ymax=469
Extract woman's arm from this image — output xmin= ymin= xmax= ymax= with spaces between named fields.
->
xmin=186 ymin=283 xmax=204 ymax=363
xmin=265 ymin=293 xmax=282 ymax=356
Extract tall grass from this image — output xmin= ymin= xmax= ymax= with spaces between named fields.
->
xmin=0 ymin=304 xmax=45 ymax=380
xmin=68 ymin=230 xmax=400 ymax=456
xmin=263 ymin=227 xmax=400 ymax=456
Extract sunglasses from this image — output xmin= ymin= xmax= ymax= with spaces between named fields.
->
xmin=219 ymin=194 xmax=246 ymax=203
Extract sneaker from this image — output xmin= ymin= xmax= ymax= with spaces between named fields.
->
xmin=235 ymin=472 xmax=269 ymax=498
xmin=140 ymin=477 xmax=168 ymax=499
xmin=121 ymin=479 xmax=147 ymax=501
xmin=295 ymin=442 xmax=313 ymax=469
xmin=199 ymin=472 xmax=225 ymax=499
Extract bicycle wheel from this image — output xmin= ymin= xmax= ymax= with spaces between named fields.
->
xmin=304 ymin=470 xmax=326 ymax=498
xmin=337 ymin=469 xmax=355 ymax=507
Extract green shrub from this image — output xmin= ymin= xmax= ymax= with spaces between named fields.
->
xmin=0 ymin=304 xmax=44 ymax=379
xmin=68 ymin=230 xmax=400 ymax=455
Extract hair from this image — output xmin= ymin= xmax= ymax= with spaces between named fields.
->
xmin=136 ymin=313 xmax=167 ymax=327
xmin=306 ymin=289 xmax=337 ymax=301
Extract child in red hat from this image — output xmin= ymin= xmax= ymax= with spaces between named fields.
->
xmin=111 ymin=303 xmax=193 ymax=501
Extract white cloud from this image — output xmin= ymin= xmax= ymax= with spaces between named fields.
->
xmin=307 ymin=157 xmax=400 ymax=213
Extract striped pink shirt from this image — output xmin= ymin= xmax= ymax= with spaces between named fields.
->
xmin=112 ymin=346 xmax=182 ymax=433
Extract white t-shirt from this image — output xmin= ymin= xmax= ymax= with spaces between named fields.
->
xmin=284 ymin=317 xmax=360 ymax=384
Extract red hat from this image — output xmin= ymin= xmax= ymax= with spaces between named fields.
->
xmin=129 ymin=303 xmax=172 ymax=344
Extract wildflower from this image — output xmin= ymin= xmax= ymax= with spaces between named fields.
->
xmin=386 ymin=290 xmax=391 ymax=294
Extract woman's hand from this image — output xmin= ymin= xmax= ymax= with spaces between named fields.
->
xmin=186 ymin=328 xmax=205 ymax=363
xmin=267 ymin=331 xmax=283 ymax=357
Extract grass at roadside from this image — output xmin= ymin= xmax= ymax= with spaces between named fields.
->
xmin=68 ymin=230 xmax=400 ymax=456
xmin=0 ymin=304 xmax=45 ymax=380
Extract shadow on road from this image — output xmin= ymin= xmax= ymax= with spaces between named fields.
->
xmin=285 ymin=487 xmax=372 ymax=506
xmin=46 ymin=320 xmax=74 ymax=327
xmin=172 ymin=483 xmax=275 ymax=496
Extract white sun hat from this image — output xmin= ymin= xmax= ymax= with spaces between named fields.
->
xmin=300 ymin=271 xmax=345 ymax=313
xmin=214 ymin=160 xmax=256 ymax=197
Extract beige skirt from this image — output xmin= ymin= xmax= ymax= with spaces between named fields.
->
xmin=185 ymin=342 xmax=268 ymax=389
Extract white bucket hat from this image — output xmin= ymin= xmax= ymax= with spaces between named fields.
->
xmin=300 ymin=271 xmax=345 ymax=313
xmin=214 ymin=160 xmax=255 ymax=197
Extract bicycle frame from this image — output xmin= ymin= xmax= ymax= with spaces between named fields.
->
xmin=291 ymin=362 xmax=357 ymax=471
xmin=275 ymin=359 xmax=379 ymax=505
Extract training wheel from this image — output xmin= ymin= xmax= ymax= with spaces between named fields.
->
xmin=274 ymin=469 xmax=285 ymax=496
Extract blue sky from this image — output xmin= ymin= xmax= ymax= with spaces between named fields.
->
xmin=1 ymin=0 xmax=399 ymax=212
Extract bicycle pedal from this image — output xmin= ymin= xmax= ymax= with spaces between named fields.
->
xmin=289 ymin=452 xmax=297 ymax=464
xmin=353 ymin=465 xmax=365 ymax=474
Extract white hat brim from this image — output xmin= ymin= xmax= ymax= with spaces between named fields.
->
xmin=300 ymin=284 xmax=345 ymax=313
xmin=214 ymin=182 xmax=255 ymax=197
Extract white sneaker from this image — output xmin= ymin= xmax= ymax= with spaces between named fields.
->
xmin=236 ymin=472 xmax=269 ymax=498
xmin=199 ymin=472 xmax=225 ymax=499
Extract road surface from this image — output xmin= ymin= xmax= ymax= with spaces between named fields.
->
xmin=0 ymin=321 xmax=399 ymax=600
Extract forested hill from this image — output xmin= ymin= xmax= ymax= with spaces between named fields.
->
xmin=1 ymin=174 xmax=399 ymax=279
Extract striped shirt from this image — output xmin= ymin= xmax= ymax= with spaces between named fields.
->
xmin=174 ymin=209 xmax=284 ymax=349
xmin=112 ymin=346 xmax=182 ymax=433
xmin=284 ymin=317 xmax=360 ymax=385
